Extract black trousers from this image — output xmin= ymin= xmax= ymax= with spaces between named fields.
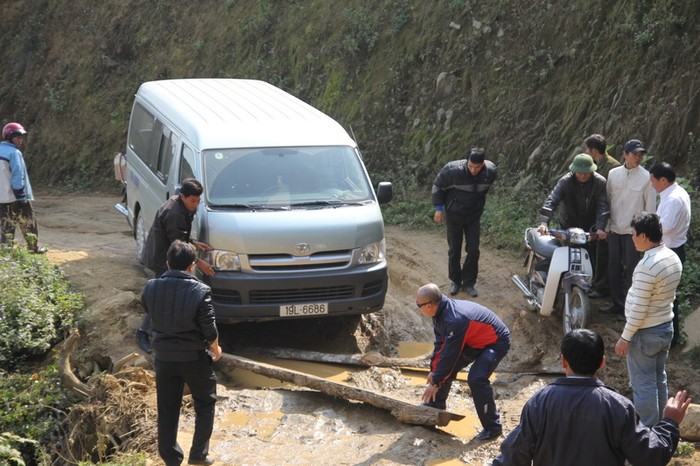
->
xmin=0 ymin=201 xmax=39 ymax=250
xmin=446 ymin=218 xmax=481 ymax=288
xmin=607 ymin=232 xmax=641 ymax=309
xmin=155 ymin=353 xmax=217 ymax=466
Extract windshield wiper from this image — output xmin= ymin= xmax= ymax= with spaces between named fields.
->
xmin=290 ymin=200 xmax=368 ymax=208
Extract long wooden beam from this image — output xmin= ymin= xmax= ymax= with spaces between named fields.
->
xmin=218 ymin=353 xmax=464 ymax=427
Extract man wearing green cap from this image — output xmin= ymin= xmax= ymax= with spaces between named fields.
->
xmin=537 ymin=153 xmax=609 ymax=240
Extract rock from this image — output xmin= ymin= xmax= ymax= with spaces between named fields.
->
xmin=680 ymin=403 xmax=700 ymax=441
xmin=681 ymin=307 xmax=700 ymax=353
xmin=435 ymin=72 xmax=456 ymax=99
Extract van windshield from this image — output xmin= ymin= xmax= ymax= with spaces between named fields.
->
xmin=204 ymin=146 xmax=374 ymax=208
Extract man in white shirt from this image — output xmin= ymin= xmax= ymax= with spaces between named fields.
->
xmin=615 ymin=212 xmax=682 ymax=426
xmin=601 ymin=139 xmax=656 ymax=315
xmin=649 ymin=162 xmax=691 ymax=347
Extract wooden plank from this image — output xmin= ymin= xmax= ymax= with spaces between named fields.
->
xmin=243 ymin=347 xmax=431 ymax=369
xmin=218 ymin=353 xmax=464 ymax=427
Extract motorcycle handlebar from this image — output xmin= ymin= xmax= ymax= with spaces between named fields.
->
xmin=547 ymin=228 xmax=601 ymax=243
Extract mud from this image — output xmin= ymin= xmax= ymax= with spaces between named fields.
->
xmin=32 ymin=192 xmax=699 ymax=465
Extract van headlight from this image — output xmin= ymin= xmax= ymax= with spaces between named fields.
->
xmin=358 ymin=239 xmax=386 ymax=265
xmin=210 ymin=250 xmax=241 ymax=271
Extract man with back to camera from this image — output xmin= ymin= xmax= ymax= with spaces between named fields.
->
xmin=601 ymin=139 xmax=656 ymax=315
xmin=141 ymin=240 xmax=222 ymax=466
xmin=614 ymin=212 xmax=683 ymax=427
xmin=416 ymin=283 xmax=510 ymax=441
xmin=432 ymin=147 xmax=497 ymax=298
xmin=0 ymin=122 xmax=46 ymax=253
xmin=135 ymin=178 xmax=215 ymax=353
xmin=584 ymin=133 xmax=621 ymax=298
xmin=649 ymin=162 xmax=691 ymax=347
xmin=493 ymin=328 xmax=691 ymax=466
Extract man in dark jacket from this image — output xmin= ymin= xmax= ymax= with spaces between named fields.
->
xmin=416 ymin=283 xmax=510 ymax=441
xmin=537 ymin=153 xmax=609 ymax=238
xmin=432 ymin=148 xmax=497 ymax=297
xmin=493 ymin=328 xmax=691 ymax=466
xmin=136 ymin=178 xmax=215 ymax=353
xmin=142 ymin=240 xmax=222 ymax=466
xmin=537 ymin=153 xmax=609 ymax=295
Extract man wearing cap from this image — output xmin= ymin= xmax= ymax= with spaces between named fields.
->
xmin=583 ymin=134 xmax=621 ymax=299
xmin=432 ymin=148 xmax=497 ymax=298
xmin=601 ymin=139 xmax=656 ymax=315
xmin=537 ymin=154 xmax=609 ymax=245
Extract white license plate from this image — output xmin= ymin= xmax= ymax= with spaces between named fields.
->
xmin=279 ymin=302 xmax=329 ymax=317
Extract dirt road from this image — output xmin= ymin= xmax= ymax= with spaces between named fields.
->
xmin=33 ymin=192 xmax=699 ymax=465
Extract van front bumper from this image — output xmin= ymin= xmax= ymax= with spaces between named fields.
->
xmin=203 ymin=263 xmax=388 ymax=323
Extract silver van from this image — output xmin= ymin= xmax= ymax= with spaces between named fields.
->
xmin=115 ymin=79 xmax=392 ymax=323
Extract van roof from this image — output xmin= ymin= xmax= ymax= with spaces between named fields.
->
xmin=136 ymin=79 xmax=357 ymax=150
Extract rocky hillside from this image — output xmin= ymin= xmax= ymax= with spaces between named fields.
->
xmin=1 ymin=0 xmax=699 ymax=194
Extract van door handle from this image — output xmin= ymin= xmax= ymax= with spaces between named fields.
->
xmin=166 ymin=192 xmax=169 ymax=200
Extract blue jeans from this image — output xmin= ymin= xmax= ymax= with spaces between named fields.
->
xmin=626 ymin=321 xmax=673 ymax=427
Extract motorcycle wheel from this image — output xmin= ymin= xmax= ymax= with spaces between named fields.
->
xmin=563 ymin=286 xmax=590 ymax=334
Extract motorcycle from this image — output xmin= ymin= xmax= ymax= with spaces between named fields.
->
xmin=511 ymin=222 xmax=599 ymax=334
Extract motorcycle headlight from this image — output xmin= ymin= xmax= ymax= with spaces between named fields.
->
xmin=210 ymin=250 xmax=241 ymax=271
xmin=569 ymin=228 xmax=587 ymax=245
xmin=358 ymin=240 xmax=386 ymax=265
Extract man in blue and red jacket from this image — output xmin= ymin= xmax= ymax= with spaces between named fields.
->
xmin=417 ymin=283 xmax=510 ymax=441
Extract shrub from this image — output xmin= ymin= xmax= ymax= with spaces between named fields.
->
xmin=0 ymin=245 xmax=83 ymax=370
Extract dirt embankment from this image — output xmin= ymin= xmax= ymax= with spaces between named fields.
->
xmin=33 ymin=193 xmax=700 ymax=465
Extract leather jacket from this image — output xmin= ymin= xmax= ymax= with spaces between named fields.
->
xmin=141 ymin=270 xmax=218 ymax=361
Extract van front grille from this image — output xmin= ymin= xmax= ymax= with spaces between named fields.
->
xmin=249 ymin=285 xmax=355 ymax=304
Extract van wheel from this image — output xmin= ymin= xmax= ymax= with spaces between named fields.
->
xmin=135 ymin=212 xmax=147 ymax=260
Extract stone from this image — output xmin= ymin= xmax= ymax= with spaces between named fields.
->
xmin=680 ymin=403 xmax=700 ymax=441
xmin=681 ymin=307 xmax=700 ymax=353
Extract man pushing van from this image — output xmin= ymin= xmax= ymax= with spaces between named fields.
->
xmin=136 ymin=178 xmax=215 ymax=353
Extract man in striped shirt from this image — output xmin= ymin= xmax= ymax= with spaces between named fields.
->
xmin=614 ymin=212 xmax=682 ymax=426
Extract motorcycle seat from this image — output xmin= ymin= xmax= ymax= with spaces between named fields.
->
xmin=526 ymin=228 xmax=561 ymax=259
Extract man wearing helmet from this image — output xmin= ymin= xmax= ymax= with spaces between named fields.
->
xmin=0 ymin=122 xmax=46 ymax=253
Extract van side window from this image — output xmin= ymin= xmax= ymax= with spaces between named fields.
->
xmin=180 ymin=144 xmax=196 ymax=182
xmin=128 ymin=103 xmax=156 ymax=163
xmin=156 ymin=127 xmax=174 ymax=182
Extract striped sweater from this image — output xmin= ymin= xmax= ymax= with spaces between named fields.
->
xmin=621 ymin=245 xmax=682 ymax=341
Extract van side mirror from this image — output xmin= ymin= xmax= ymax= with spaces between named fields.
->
xmin=376 ymin=182 xmax=392 ymax=204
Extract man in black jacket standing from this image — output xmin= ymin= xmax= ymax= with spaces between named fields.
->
xmin=432 ymin=148 xmax=497 ymax=297
xmin=142 ymin=240 xmax=222 ymax=466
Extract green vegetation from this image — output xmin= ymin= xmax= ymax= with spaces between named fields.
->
xmin=0 ymin=244 xmax=84 ymax=464
xmin=675 ymin=441 xmax=696 ymax=458
xmin=0 ymin=242 xmax=83 ymax=370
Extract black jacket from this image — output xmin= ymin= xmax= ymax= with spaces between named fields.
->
xmin=141 ymin=196 xmax=195 ymax=277
xmin=432 ymin=159 xmax=497 ymax=224
xmin=540 ymin=171 xmax=609 ymax=231
xmin=493 ymin=377 xmax=680 ymax=466
xmin=141 ymin=270 xmax=218 ymax=361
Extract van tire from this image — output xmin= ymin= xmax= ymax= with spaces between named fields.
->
xmin=135 ymin=211 xmax=147 ymax=261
